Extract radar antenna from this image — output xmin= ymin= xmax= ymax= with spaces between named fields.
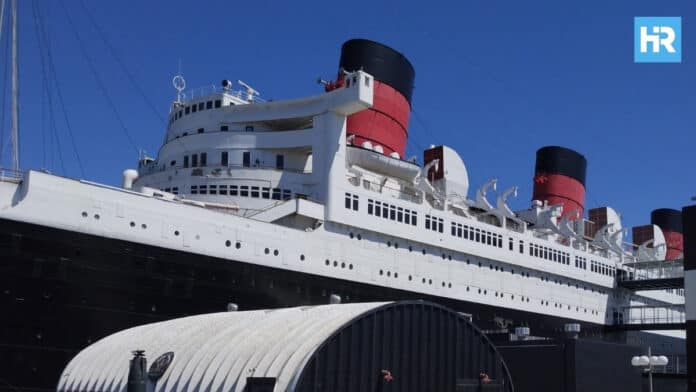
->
xmin=237 ymin=80 xmax=259 ymax=102
xmin=172 ymin=75 xmax=186 ymax=104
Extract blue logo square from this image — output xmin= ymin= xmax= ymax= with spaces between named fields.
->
xmin=634 ymin=17 xmax=681 ymax=63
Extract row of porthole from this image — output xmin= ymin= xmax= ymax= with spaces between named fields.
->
xmin=129 ymin=221 xmax=148 ymax=230
xmin=224 ymin=240 xmax=242 ymax=249
xmin=325 ymin=259 xmax=354 ymax=270
xmin=81 ymin=211 xmax=100 ymax=220
xmin=352 ymin=232 xmax=607 ymax=296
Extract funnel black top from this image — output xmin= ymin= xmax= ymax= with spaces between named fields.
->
xmin=534 ymin=146 xmax=587 ymax=186
xmin=651 ymin=208 xmax=682 ymax=233
xmin=339 ymin=39 xmax=415 ymax=104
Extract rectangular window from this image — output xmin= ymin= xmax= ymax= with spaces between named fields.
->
xmin=185 ymin=106 xmax=190 ymax=114
xmin=374 ymin=201 xmax=381 ymax=217
xmin=519 ymin=241 xmax=524 ymax=254
xmin=389 ymin=206 xmax=396 ymax=220
xmin=219 ymin=185 xmax=228 ymax=195
xmin=198 ymin=128 xmax=204 ymax=134
xmin=451 ymin=223 xmax=457 ymax=236
xmin=183 ymin=155 xmax=189 ymax=168
xmin=382 ymin=205 xmax=388 ymax=219
xmin=178 ymin=110 xmax=182 ymax=118
xmin=230 ymin=185 xmax=238 ymax=196
xmin=276 ymin=154 xmax=285 ymax=170
xmin=352 ymin=195 xmax=359 ymax=211
xmin=251 ymin=186 xmax=260 ymax=198
xmin=209 ymin=185 xmax=217 ymax=195
xmin=192 ymin=154 xmax=199 ymax=167
xmin=199 ymin=185 xmax=207 ymax=195
xmin=457 ymin=226 xmax=463 ymax=238
xmin=411 ymin=212 xmax=417 ymax=226
xmin=368 ymin=200 xmax=374 ymax=215
xmin=215 ymin=99 xmax=222 ymax=108
xmin=192 ymin=104 xmax=197 ymax=113
xmin=405 ymin=210 xmax=411 ymax=225
xmin=283 ymin=190 xmax=292 ymax=200
xmin=486 ymin=233 xmax=492 ymax=245
xmin=190 ymin=185 xmax=198 ymax=194
xmin=425 ymin=217 xmax=431 ymax=230
xmin=262 ymin=187 xmax=270 ymax=199
xmin=243 ymin=152 xmax=251 ymax=167
xmin=345 ymin=193 xmax=352 ymax=209
xmin=438 ymin=219 xmax=443 ymax=233
xmin=200 ymin=152 xmax=207 ymax=167
xmin=475 ymin=230 xmax=480 ymax=243
xmin=206 ymin=101 xmax=213 ymax=109
xmin=272 ymin=188 xmax=281 ymax=200
xmin=245 ymin=125 xmax=254 ymax=132
xmin=221 ymin=152 xmax=229 ymax=166
xmin=240 ymin=186 xmax=249 ymax=197
xmin=172 ymin=187 xmax=178 ymax=194
xmin=397 ymin=208 xmax=403 ymax=222
xmin=221 ymin=125 xmax=229 ymax=131
xmin=198 ymin=102 xmax=204 ymax=111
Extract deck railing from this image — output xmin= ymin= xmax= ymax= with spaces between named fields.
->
xmin=0 ymin=168 xmax=23 ymax=183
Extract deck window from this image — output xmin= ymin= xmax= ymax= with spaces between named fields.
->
xmin=206 ymin=101 xmax=213 ymax=109
xmin=221 ymin=152 xmax=228 ymax=166
xmin=191 ymin=154 xmax=198 ymax=167
xmin=183 ymin=155 xmax=189 ymax=168
xmin=219 ymin=185 xmax=228 ymax=195
xmin=243 ymin=152 xmax=251 ymax=167
xmin=251 ymin=186 xmax=260 ymax=198
xmin=185 ymin=106 xmax=190 ymax=114
xmin=215 ymin=99 xmax=221 ymax=108
xmin=276 ymin=154 xmax=284 ymax=170
xmin=200 ymin=152 xmax=207 ymax=167
xmin=272 ymin=188 xmax=281 ymax=200
xmin=198 ymin=102 xmax=204 ymax=111
xmin=240 ymin=186 xmax=249 ymax=197
xmin=230 ymin=185 xmax=238 ymax=196
xmin=262 ymin=187 xmax=270 ymax=199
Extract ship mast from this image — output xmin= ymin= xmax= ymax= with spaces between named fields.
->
xmin=10 ymin=0 xmax=18 ymax=171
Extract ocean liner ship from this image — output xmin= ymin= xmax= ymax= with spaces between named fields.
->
xmin=0 ymin=38 xmax=686 ymax=391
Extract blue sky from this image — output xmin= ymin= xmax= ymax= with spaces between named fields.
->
xmin=1 ymin=0 xmax=694 ymax=232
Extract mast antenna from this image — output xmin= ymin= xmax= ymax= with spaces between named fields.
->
xmin=10 ymin=0 xmax=18 ymax=171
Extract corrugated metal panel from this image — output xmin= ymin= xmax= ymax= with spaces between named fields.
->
xmin=58 ymin=303 xmax=387 ymax=392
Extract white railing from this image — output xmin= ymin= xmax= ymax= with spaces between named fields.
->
xmin=0 ymin=168 xmax=23 ymax=183
xmin=180 ymin=84 xmax=266 ymax=103
xmin=617 ymin=304 xmax=685 ymax=325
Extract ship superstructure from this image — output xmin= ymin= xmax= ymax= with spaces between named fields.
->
xmin=0 ymin=39 xmax=685 ymax=391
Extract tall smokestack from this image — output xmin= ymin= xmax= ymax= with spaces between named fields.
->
xmin=337 ymin=39 xmax=415 ymax=157
xmin=532 ymin=146 xmax=587 ymax=219
xmin=651 ymin=208 xmax=683 ymax=261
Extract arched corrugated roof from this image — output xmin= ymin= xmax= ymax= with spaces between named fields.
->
xmin=58 ymin=302 xmax=390 ymax=392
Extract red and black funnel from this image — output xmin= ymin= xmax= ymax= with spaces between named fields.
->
xmin=532 ymin=146 xmax=587 ymax=219
xmin=337 ymin=39 xmax=415 ymax=157
xmin=651 ymin=208 xmax=683 ymax=261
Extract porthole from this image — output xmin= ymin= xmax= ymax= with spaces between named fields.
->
xmin=130 ymin=221 xmax=135 ymax=227
xmin=141 ymin=224 xmax=147 ymax=229
xmin=81 ymin=211 xmax=88 ymax=217
xmin=429 ymin=279 xmax=433 ymax=285
xmin=380 ymin=270 xmax=384 ymax=276
xmin=349 ymin=232 xmax=354 ymax=239
xmin=387 ymin=271 xmax=391 ymax=277
xmin=495 ymin=292 xmax=498 ymax=297
xmin=225 ymin=240 xmax=231 ymax=247
xmin=483 ymin=290 xmax=487 ymax=295
xmin=526 ymin=298 xmax=530 ymax=302
xmin=422 ymin=278 xmax=426 ymax=283
xmin=466 ymin=286 xmax=470 ymax=292
xmin=94 ymin=214 xmax=100 ymax=220
xmin=466 ymin=259 xmax=470 ymax=265
xmin=235 ymin=242 xmax=241 ymax=249
xmin=448 ymin=255 xmax=452 ymax=261
xmin=408 ymin=275 xmax=412 ymax=281
xmin=394 ymin=243 xmax=399 ymax=249
xmin=442 ymin=282 xmax=445 ymax=287
xmin=357 ymin=234 xmax=362 ymax=240
xmin=325 ymin=259 xmax=330 ymax=266
xmin=511 ymin=295 xmax=515 ymax=300
xmin=264 ymin=248 xmax=270 ymax=255
xmin=273 ymin=249 xmax=279 ymax=256
xmin=442 ymin=253 xmax=446 ymax=260
xmin=478 ymin=288 xmax=481 ymax=294
xmin=300 ymin=254 xmax=305 ymax=261
xmin=349 ymin=264 xmax=353 ymax=270
xmin=495 ymin=266 xmax=499 ymax=271
xmin=333 ymin=261 xmax=338 ymax=267
xmin=387 ymin=241 xmax=391 ymax=247
xmin=408 ymin=245 xmax=413 ymax=252
xmin=174 ymin=230 xmax=180 ymax=236
xmin=422 ymin=249 xmax=426 ymax=255
xmin=394 ymin=272 xmax=398 ymax=278
xmin=448 ymin=282 xmax=452 ymax=288
xmin=341 ymin=262 xmax=346 ymax=269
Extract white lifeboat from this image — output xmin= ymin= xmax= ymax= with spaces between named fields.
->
xmin=346 ymin=145 xmax=420 ymax=182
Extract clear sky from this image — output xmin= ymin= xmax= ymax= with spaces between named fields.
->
xmin=1 ymin=0 xmax=694 ymax=233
